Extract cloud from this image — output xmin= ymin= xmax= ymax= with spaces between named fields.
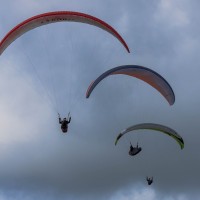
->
xmin=110 ymin=188 xmax=156 ymax=200
xmin=0 ymin=0 xmax=200 ymax=200
xmin=154 ymin=0 xmax=190 ymax=27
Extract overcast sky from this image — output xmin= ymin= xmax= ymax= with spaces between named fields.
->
xmin=0 ymin=0 xmax=200 ymax=199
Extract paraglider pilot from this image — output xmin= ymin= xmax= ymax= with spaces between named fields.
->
xmin=129 ymin=142 xmax=142 ymax=156
xmin=146 ymin=177 xmax=153 ymax=185
xmin=58 ymin=113 xmax=71 ymax=133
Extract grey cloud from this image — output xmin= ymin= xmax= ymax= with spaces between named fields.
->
xmin=0 ymin=0 xmax=200 ymax=199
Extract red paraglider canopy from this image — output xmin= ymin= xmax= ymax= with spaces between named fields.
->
xmin=0 ymin=11 xmax=130 ymax=55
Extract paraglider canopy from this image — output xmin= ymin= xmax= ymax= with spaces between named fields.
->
xmin=115 ymin=123 xmax=184 ymax=149
xmin=86 ymin=65 xmax=175 ymax=105
xmin=0 ymin=11 xmax=130 ymax=55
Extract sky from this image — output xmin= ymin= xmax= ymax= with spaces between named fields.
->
xmin=0 ymin=0 xmax=200 ymax=199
